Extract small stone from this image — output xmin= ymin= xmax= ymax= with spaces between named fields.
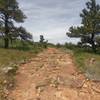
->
xmin=2 ymin=67 xmax=13 ymax=74
xmin=9 ymin=83 xmax=14 ymax=88
xmin=83 ymin=83 xmax=88 ymax=88
xmin=3 ymin=80 xmax=7 ymax=84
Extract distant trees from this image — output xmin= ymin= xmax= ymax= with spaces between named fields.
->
xmin=67 ymin=0 xmax=100 ymax=52
xmin=0 ymin=0 xmax=32 ymax=48
xmin=39 ymin=35 xmax=45 ymax=43
xmin=39 ymin=35 xmax=48 ymax=48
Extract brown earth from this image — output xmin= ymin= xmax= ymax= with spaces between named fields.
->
xmin=8 ymin=48 xmax=100 ymax=100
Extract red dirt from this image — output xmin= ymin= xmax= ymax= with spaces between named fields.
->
xmin=8 ymin=48 xmax=100 ymax=100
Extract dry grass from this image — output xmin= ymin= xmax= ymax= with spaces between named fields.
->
xmin=0 ymin=48 xmax=35 ymax=67
xmin=73 ymin=50 xmax=100 ymax=81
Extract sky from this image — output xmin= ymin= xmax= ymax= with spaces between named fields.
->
xmin=18 ymin=0 xmax=100 ymax=44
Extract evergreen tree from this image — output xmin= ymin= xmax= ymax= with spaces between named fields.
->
xmin=0 ymin=0 xmax=30 ymax=48
xmin=67 ymin=0 xmax=100 ymax=52
xmin=39 ymin=35 xmax=45 ymax=43
xmin=39 ymin=35 xmax=48 ymax=48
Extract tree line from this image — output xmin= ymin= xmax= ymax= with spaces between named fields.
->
xmin=0 ymin=0 xmax=100 ymax=52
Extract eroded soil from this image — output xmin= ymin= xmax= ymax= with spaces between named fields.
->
xmin=8 ymin=48 xmax=100 ymax=100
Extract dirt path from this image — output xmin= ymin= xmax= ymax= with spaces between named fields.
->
xmin=9 ymin=48 xmax=100 ymax=100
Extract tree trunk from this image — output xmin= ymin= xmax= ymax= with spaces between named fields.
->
xmin=4 ymin=14 xmax=9 ymax=48
xmin=4 ymin=37 xmax=9 ymax=48
xmin=91 ymin=40 xmax=96 ymax=52
xmin=91 ymin=33 xmax=96 ymax=52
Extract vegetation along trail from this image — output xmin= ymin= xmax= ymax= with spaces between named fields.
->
xmin=8 ymin=48 xmax=100 ymax=100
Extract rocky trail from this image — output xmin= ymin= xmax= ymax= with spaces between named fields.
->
xmin=8 ymin=48 xmax=100 ymax=100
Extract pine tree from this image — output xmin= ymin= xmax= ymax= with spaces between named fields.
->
xmin=0 ymin=0 xmax=27 ymax=48
xmin=67 ymin=0 xmax=100 ymax=52
xmin=40 ymin=35 xmax=45 ymax=43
